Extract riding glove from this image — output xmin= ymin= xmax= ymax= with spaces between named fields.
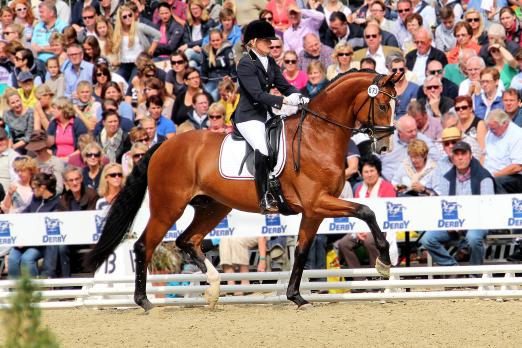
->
xmin=284 ymin=93 xmax=309 ymax=106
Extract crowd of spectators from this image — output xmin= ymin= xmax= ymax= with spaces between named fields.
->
xmin=0 ymin=0 xmax=522 ymax=287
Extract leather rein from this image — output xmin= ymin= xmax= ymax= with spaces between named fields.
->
xmin=292 ymin=74 xmax=397 ymax=172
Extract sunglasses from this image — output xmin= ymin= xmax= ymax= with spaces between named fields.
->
xmin=83 ymin=15 xmax=95 ymax=20
xmin=121 ymin=14 xmax=132 ymax=20
xmin=86 ymin=152 xmax=101 ymax=158
xmin=171 ymin=59 xmax=185 ymax=65
xmin=425 ymin=85 xmax=440 ymax=90
xmin=337 ymin=52 xmax=352 ymax=57
xmin=106 ymin=172 xmax=123 ymax=178
xmin=137 ymin=137 xmax=149 ymax=143
xmin=397 ymin=8 xmax=411 ymax=13
xmin=16 ymin=7 xmax=27 ymax=12
xmin=14 ymin=56 xmax=24 ymax=61
xmin=209 ymin=115 xmax=223 ymax=120
xmin=428 ymin=69 xmax=443 ymax=75
xmin=365 ymin=34 xmax=378 ymax=39
xmin=392 ymin=67 xmax=405 ymax=73
xmin=443 ymin=140 xmax=458 ymax=147
xmin=270 ymin=45 xmax=282 ymax=49
xmin=262 ymin=16 xmax=273 ymax=22
xmin=284 ymin=59 xmax=297 ymax=64
xmin=133 ymin=153 xmax=145 ymax=159
xmin=96 ymin=72 xmax=108 ymax=77
xmin=466 ymin=18 xmax=480 ymax=23
xmin=455 ymin=105 xmax=469 ymax=112
xmin=414 ymin=40 xmax=427 ymax=45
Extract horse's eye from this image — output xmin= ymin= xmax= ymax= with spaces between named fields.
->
xmin=379 ymin=104 xmax=387 ymax=112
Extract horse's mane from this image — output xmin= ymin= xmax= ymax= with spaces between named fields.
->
xmin=310 ymin=68 xmax=378 ymax=102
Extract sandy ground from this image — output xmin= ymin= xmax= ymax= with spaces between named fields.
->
xmin=2 ymin=299 xmax=522 ymax=347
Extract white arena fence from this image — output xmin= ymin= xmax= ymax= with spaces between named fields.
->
xmin=1 ymin=266 xmax=522 ymax=309
xmin=0 ymin=194 xmax=521 ymax=247
xmin=1 ymin=194 xmax=522 ymax=308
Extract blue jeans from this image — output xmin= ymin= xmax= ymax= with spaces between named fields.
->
xmin=116 ymin=62 xmax=137 ymax=81
xmin=203 ymin=80 xmax=219 ymax=101
xmin=421 ymin=230 xmax=488 ymax=266
xmin=42 ymin=245 xmax=70 ymax=278
xmin=8 ymin=247 xmax=43 ymax=277
xmin=185 ymin=48 xmax=202 ymax=70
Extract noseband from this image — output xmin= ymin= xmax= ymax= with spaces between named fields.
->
xmin=293 ymin=74 xmax=397 ymax=171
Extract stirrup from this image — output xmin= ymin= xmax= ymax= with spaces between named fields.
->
xmin=260 ymin=194 xmax=278 ymax=214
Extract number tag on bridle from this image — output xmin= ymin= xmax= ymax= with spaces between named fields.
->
xmin=367 ymin=85 xmax=379 ymax=98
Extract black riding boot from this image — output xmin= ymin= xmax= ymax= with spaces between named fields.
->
xmin=254 ymin=150 xmax=278 ymax=214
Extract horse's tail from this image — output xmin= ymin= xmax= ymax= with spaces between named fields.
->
xmin=83 ymin=142 xmax=163 ymax=272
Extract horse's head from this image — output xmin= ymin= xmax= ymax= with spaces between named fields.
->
xmin=352 ymin=72 xmax=403 ymax=153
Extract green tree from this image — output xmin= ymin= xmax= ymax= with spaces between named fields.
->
xmin=2 ymin=271 xmax=59 ymax=348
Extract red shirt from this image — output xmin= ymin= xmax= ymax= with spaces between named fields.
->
xmin=355 ymin=179 xmax=397 ymax=198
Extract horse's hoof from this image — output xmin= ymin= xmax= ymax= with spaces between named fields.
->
xmin=375 ymin=257 xmax=391 ymax=279
xmin=204 ymin=281 xmax=220 ymax=308
xmin=297 ymin=303 xmax=313 ymax=311
xmin=140 ymin=299 xmax=154 ymax=313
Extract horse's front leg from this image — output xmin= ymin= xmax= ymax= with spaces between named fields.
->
xmin=286 ymin=216 xmax=323 ymax=309
xmin=313 ymin=194 xmax=391 ymax=277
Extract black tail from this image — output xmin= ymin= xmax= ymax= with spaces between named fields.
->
xmin=83 ymin=142 xmax=163 ymax=272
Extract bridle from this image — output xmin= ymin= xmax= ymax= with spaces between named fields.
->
xmin=292 ymin=74 xmax=397 ymax=172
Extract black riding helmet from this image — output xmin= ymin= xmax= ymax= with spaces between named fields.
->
xmin=243 ymin=20 xmax=278 ymax=45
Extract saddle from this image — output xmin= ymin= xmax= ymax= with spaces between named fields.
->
xmin=230 ymin=117 xmax=296 ymax=215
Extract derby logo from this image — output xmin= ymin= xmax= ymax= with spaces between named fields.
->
xmin=209 ymin=216 xmax=234 ymax=237
xmin=42 ymin=217 xmax=66 ymax=243
xmin=262 ymin=214 xmax=287 ymax=235
xmin=0 ymin=221 xmax=16 ymax=245
xmin=92 ymin=215 xmax=106 ymax=242
xmin=383 ymin=202 xmax=410 ymax=229
xmin=437 ymin=200 xmax=465 ymax=228
xmin=165 ymin=223 xmax=185 ymax=240
xmin=329 ymin=217 xmax=355 ymax=231
xmin=508 ymin=198 xmax=522 ymax=226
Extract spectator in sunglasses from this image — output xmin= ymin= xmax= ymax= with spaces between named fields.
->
xmin=417 ymin=60 xmax=458 ymax=100
xmin=282 ymin=50 xmax=307 ymax=90
xmin=326 ymin=42 xmax=354 ymax=80
xmin=386 ymin=54 xmax=419 ymax=119
xmin=418 ymin=75 xmax=454 ymax=119
xmin=95 ymin=163 xmax=125 ymax=210
xmin=81 ymin=141 xmax=105 ymax=191
xmin=166 ymin=52 xmax=188 ymax=96
xmin=453 ymin=95 xmax=486 ymax=151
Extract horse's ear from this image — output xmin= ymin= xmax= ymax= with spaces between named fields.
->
xmin=380 ymin=72 xmax=404 ymax=87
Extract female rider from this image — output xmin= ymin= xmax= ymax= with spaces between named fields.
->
xmin=235 ymin=20 xmax=308 ymax=214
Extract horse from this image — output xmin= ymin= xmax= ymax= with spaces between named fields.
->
xmin=84 ymin=70 xmax=402 ymax=311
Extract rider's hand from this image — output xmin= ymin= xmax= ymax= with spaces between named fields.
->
xmin=284 ymin=93 xmax=309 ymax=106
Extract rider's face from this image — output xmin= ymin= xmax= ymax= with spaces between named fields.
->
xmin=255 ymin=38 xmax=271 ymax=56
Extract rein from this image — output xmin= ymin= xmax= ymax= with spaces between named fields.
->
xmin=292 ymin=74 xmax=397 ymax=172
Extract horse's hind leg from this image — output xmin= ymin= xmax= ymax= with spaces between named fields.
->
xmin=134 ymin=216 xmax=176 ymax=312
xmin=286 ymin=216 xmax=323 ymax=309
xmin=176 ymin=196 xmax=231 ymax=309
xmin=313 ymin=196 xmax=391 ymax=277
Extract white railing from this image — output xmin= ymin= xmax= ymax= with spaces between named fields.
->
xmin=1 ymin=265 xmax=521 ymax=309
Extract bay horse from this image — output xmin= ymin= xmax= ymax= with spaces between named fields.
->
xmin=85 ymin=71 xmax=402 ymax=311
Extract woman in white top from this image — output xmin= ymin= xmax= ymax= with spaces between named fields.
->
xmin=113 ymin=5 xmax=161 ymax=81
xmin=0 ymin=156 xmax=36 ymax=214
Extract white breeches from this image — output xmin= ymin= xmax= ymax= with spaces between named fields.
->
xmin=235 ymin=120 xmax=268 ymax=156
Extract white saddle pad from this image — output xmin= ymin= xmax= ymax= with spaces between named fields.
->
xmin=219 ymin=122 xmax=287 ymax=180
